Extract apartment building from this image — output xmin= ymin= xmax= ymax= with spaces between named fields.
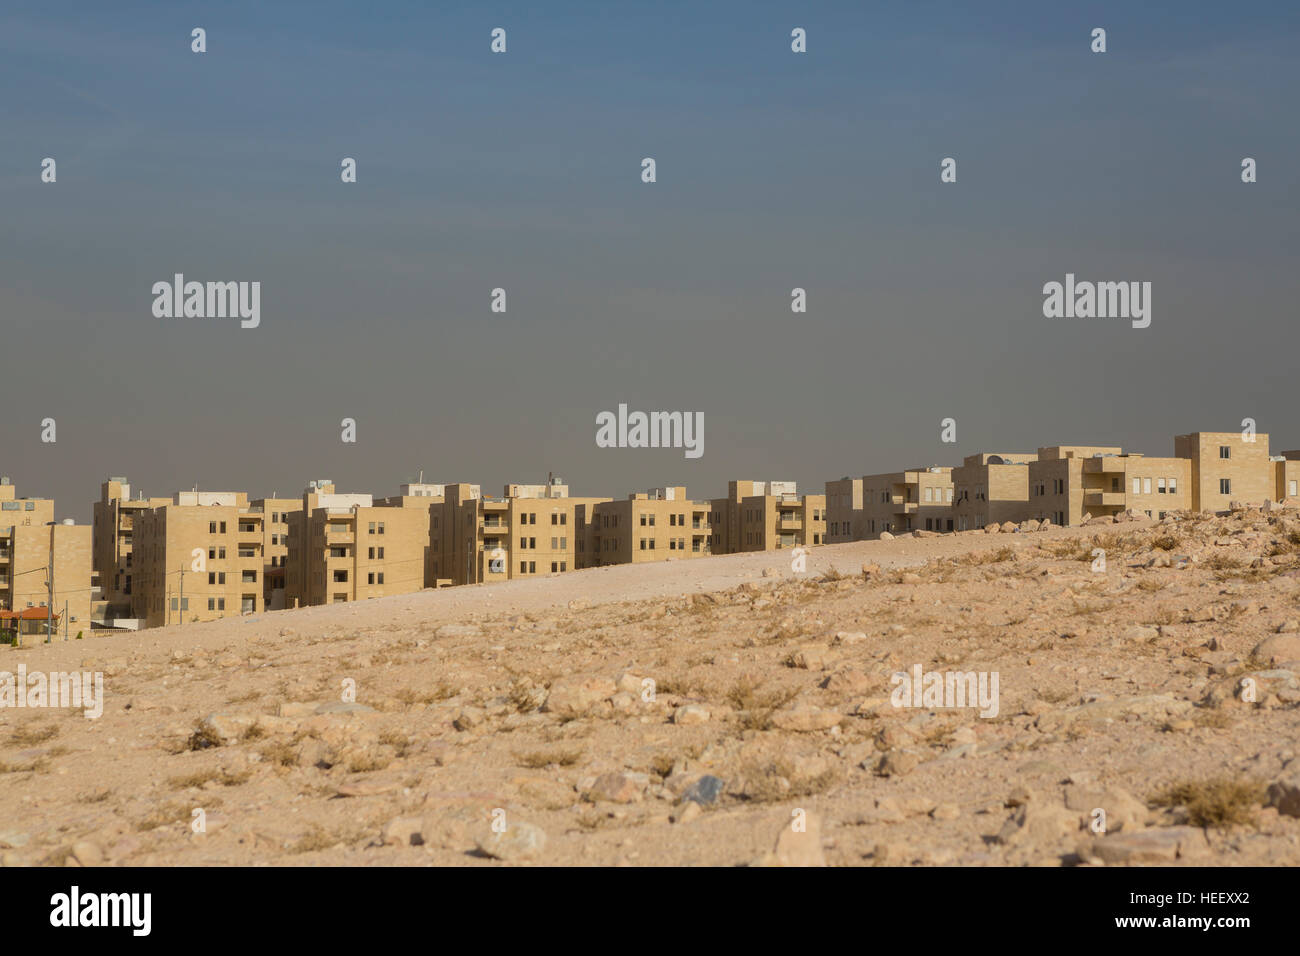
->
xmin=951 ymin=453 xmax=1037 ymax=531
xmin=92 ymin=477 xmax=171 ymax=626
xmin=251 ymin=496 xmax=300 ymax=610
xmin=858 ymin=468 xmax=954 ymax=538
xmin=710 ymin=480 xmax=826 ymax=552
xmin=284 ymin=481 xmax=429 ymax=607
xmin=1276 ymin=451 xmax=1300 ymax=502
xmin=1174 ymin=431 xmax=1275 ymax=513
xmin=588 ymin=487 xmax=712 ymax=566
xmin=1027 ymin=446 xmax=1193 ymax=526
xmin=0 ymin=479 xmax=92 ymax=639
xmin=825 ymin=478 xmax=864 ymax=543
xmin=131 ymin=492 xmax=266 ymax=628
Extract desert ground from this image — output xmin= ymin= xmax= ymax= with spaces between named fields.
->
xmin=3 ymin=506 xmax=1300 ymax=867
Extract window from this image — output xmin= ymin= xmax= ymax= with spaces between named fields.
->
xmin=560 ymin=537 xmax=566 ymax=549
xmin=519 ymin=537 xmax=527 ymax=549
xmin=368 ymin=547 xmax=375 ymax=559
xmin=1219 ymin=446 xmax=1231 ymax=459
xmin=1291 ymin=480 xmax=1298 ymax=497
xmin=368 ymin=522 xmax=376 ymax=534
xmin=551 ymin=514 xmax=558 ymax=525
xmin=1157 ymin=478 xmax=1166 ymax=494
xmin=377 ymin=523 xmax=385 ymax=535
xmin=551 ymin=537 xmax=558 ymax=549
xmin=529 ymin=537 xmax=535 ymax=548
xmin=1220 ymin=478 xmax=1231 ymax=495
xmin=551 ymin=562 xmax=558 ymax=573
xmin=209 ymin=521 xmax=217 ymax=534
xmin=528 ymin=561 xmax=535 ymax=573
xmin=1169 ymin=478 xmax=1178 ymax=495
xmin=1132 ymin=477 xmax=1140 ymax=495
xmin=946 ymin=488 xmax=953 ymax=502
xmin=560 ymin=562 xmax=567 ymax=572
xmin=1143 ymin=478 xmax=1151 ymax=495
xmin=377 ymin=547 xmax=384 ymax=559
xmin=519 ymin=561 xmax=527 ymax=574
xmin=924 ymin=488 xmax=933 ymax=502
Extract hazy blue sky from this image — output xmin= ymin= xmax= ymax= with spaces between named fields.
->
xmin=3 ymin=1 xmax=1298 ymax=521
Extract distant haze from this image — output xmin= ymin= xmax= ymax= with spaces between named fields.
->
xmin=2 ymin=0 xmax=1297 ymax=523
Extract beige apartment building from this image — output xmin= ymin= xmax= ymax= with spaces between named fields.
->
xmin=1277 ymin=452 xmax=1300 ymax=502
xmin=132 ymin=491 xmax=266 ymax=628
xmin=92 ymin=477 xmax=171 ymax=626
xmin=284 ymin=481 xmax=429 ymax=607
xmin=1175 ymin=431 xmax=1276 ymax=513
xmin=710 ymin=481 xmax=825 ymax=552
xmin=1027 ymin=446 xmax=1192 ymax=526
xmin=858 ymin=468 xmax=954 ymax=537
xmin=951 ymin=453 xmax=1037 ymax=531
xmin=825 ymin=478 xmax=864 ymax=544
xmin=587 ymin=487 xmax=712 ymax=567
xmin=251 ymin=496 xmax=300 ymax=610
xmin=0 ymin=479 xmax=92 ymax=639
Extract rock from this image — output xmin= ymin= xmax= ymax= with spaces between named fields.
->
xmin=1081 ymin=826 xmax=1207 ymax=864
xmin=1266 ymin=771 xmax=1300 ymax=817
xmin=877 ymin=750 xmax=919 ymax=777
xmin=566 ymin=599 xmax=591 ymax=611
xmin=790 ymin=644 xmax=833 ymax=670
xmin=542 ymin=677 xmax=616 ymax=718
xmin=681 ymin=774 xmax=725 ymax=806
xmin=984 ymin=524 xmax=1000 ymax=534
xmin=70 ymin=841 xmax=103 ymax=867
xmin=860 ymin=564 xmax=881 ymax=578
xmin=900 ymin=572 xmax=922 ymax=585
xmin=762 ymin=568 xmax=777 ymax=578
xmin=585 ymin=772 xmax=644 ymax=804
xmin=879 ymin=532 xmax=894 ymax=541
xmin=0 ymin=831 xmax=30 ymax=849
xmin=453 ymin=706 xmax=485 ymax=731
xmin=382 ymin=816 xmax=425 ymax=847
xmin=672 ymin=801 xmax=702 ymax=824
xmin=931 ymin=802 xmax=961 ymax=821
xmin=1020 ymin=520 xmax=1041 ymax=532
xmin=1122 ymin=625 xmax=1159 ymax=642
xmin=996 ymin=801 xmax=1079 ymax=847
xmin=754 ymin=811 xmax=825 ymax=867
xmin=1253 ymin=635 xmax=1300 ymax=664
xmin=194 ymin=712 xmax=256 ymax=747
xmin=1064 ymin=785 xmax=1148 ymax=832
xmin=1088 ymin=515 xmax=1115 ymax=525
xmin=1000 ymin=522 xmax=1017 ymax=533
xmin=822 ymin=668 xmax=872 ymax=695
xmin=673 ymin=704 xmax=710 ymax=726
xmin=475 ymin=821 xmax=547 ymax=862
xmin=772 ymin=704 xmax=842 ymax=732
xmin=833 ymin=630 xmax=867 ymax=646
xmin=616 ymin=672 xmax=648 ymax=696
xmin=1277 ymin=620 xmax=1300 ymax=634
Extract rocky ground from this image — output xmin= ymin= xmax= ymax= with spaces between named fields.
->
xmin=3 ymin=505 xmax=1300 ymax=867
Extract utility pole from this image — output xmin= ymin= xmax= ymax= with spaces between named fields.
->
xmin=179 ymin=564 xmax=185 ymax=625
xmin=63 ymin=600 xmax=68 ymax=641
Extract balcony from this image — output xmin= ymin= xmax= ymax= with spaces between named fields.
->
xmin=1083 ymin=457 xmax=1125 ymax=474
xmin=1083 ymin=491 xmax=1125 ymax=507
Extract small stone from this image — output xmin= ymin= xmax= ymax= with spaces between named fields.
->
xmin=673 ymin=704 xmax=710 ymax=726
xmin=585 ymin=772 xmax=644 ymax=804
xmin=382 ymin=816 xmax=425 ymax=847
xmin=681 ymin=774 xmax=725 ymax=806
xmin=877 ymin=750 xmax=919 ymax=777
xmin=475 ymin=821 xmax=547 ymax=862
xmin=70 ymin=841 xmax=104 ymax=867
xmin=931 ymin=802 xmax=960 ymax=821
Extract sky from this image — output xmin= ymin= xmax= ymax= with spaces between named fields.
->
xmin=2 ymin=1 xmax=1298 ymax=522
